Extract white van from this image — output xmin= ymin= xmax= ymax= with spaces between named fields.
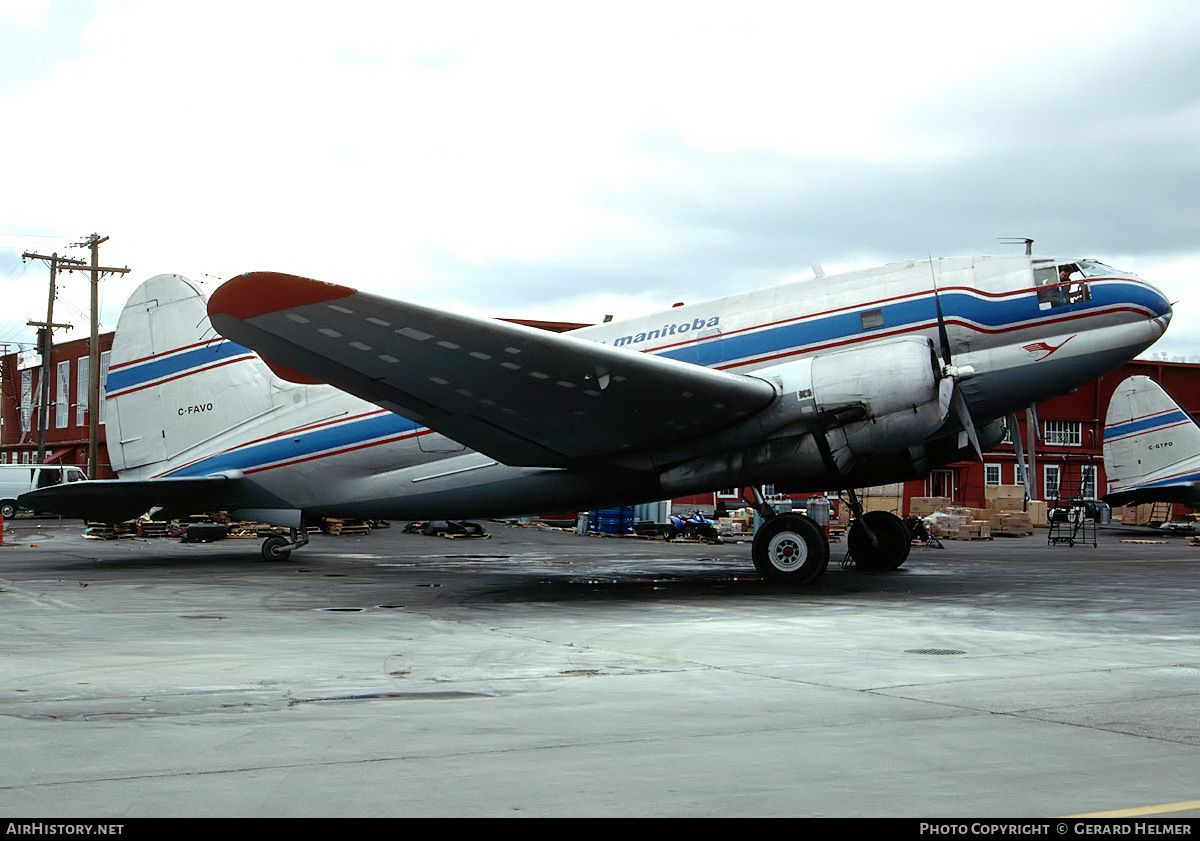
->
xmin=0 ymin=464 xmax=88 ymax=518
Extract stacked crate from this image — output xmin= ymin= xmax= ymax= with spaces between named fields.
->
xmin=588 ymin=507 xmax=635 ymax=536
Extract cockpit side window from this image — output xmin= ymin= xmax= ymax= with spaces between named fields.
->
xmin=1034 ymin=262 xmax=1090 ymax=310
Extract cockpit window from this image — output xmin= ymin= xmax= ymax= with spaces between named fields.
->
xmin=1075 ymin=260 xmax=1139 ymax=279
xmin=1034 ymin=262 xmax=1090 ymax=309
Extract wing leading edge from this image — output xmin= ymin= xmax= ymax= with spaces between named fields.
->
xmin=208 ymin=272 xmax=778 ymax=468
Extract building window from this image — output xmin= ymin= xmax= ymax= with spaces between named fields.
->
xmin=1015 ymin=458 xmax=1031 ymax=489
xmin=77 ymin=356 xmax=89 ymax=427
xmin=985 ymin=464 xmax=1002 ymax=486
xmin=1044 ymin=465 xmax=1061 ymax=501
xmin=56 ymin=360 xmax=70 ymax=429
xmin=20 ymin=369 xmax=32 ymax=433
xmin=1081 ymin=465 xmax=1097 ymax=500
xmin=1043 ymin=420 xmax=1081 ymax=446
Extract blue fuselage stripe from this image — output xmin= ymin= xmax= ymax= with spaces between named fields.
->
xmin=1104 ymin=410 xmax=1190 ymax=442
xmin=165 ymin=412 xmax=422 ymax=477
xmin=108 ymin=341 xmax=254 ymax=394
xmin=652 ymin=281 xmax=1163 ymax=366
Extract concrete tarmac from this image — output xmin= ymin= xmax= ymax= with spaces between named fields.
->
xmin=1 ymin=516 xmax=1199 ymax=819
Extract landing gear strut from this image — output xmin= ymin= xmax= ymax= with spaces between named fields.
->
xmin=746 ymin=486 xmax=830 ymax=585
xmin=843 ymin=488 xmax=911 ymax=571
xmin=260 ymin=526 xmax=309 ymax=561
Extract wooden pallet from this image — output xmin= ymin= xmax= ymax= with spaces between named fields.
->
xmin=321 ymin=517 xmax=372 ymax=536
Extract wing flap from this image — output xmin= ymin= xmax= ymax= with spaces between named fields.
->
xmin=208 ymin=272 xmax=778 ymax=467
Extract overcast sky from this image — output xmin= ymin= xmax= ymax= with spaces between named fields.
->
xmin=2 ymin=0 xmax=1198 ymax=360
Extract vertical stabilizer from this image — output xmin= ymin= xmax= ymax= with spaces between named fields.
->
xmin=105 ymin=275 xmax=277 ymax=478
xmin=1103 ymin=376 xmax=1200 ymax=498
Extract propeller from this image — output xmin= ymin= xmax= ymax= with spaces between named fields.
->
xmin=929 ymin=260 xmax=982 ymax=460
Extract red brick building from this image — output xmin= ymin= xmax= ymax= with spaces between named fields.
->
xmin=0 ymin=332 xmax=117 ymax=478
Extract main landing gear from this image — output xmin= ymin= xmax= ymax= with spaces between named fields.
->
xmin=752 ymin=513 xmax=829 ymax=584
xmin=746 ymin=487 xmax=911 ymax=584
xmin=747 ymin=487 xmax=828 ymax=585
xmin=260 ymin=526 xmax=310 ymax=561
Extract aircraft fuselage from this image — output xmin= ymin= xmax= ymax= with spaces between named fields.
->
xmin=108 ymin=255 xmax=1171 ymax=521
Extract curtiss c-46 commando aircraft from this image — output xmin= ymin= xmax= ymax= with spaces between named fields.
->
xmin=22 ymin=254 xmax=1171 ymax=585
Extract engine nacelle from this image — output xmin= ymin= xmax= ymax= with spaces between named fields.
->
xmin=753 ymin=335 xmax=947 ymax=458
xmin=658 ymin=336 xmax=956 ymax=496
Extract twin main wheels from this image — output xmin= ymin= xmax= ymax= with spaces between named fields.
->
xmin=751 ymin=511 xmax=911 ymax=584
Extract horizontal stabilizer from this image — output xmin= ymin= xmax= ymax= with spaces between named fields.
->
xmin=19 ymin=476 xmax=249 ymax=524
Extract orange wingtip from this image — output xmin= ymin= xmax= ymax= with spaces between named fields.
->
xmin=208 ymin=271 xmax=356 ymax=320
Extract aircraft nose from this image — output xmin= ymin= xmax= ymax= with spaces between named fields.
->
xmin=1146 ymin=282 xmax=1173 ymax=334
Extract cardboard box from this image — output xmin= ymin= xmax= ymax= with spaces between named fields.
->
xmin=989 ymin=511 xmax=1034 ymax=535
xmin=863 ymin=496 xmax=902 ymax=515
xmin=909 ymin=496 xmax=952 ymax=517
xmin=1026 ymin=500 xmax=1047 ymax=526
xmin=985 ymin=484 xmax=1026 ymax=502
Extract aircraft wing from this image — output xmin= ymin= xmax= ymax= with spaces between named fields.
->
xmin=208 ymin=272 xmax=778 ymax=468
xmin=19 ymin=476 xmax=248 ymax=524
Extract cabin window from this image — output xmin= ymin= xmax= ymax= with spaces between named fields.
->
xmin=1034 ymin=262 xmax=1090 ymax=310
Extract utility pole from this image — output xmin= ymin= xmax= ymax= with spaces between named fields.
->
xmin=22 ymin=251 xmax=84 ymax=464
xmin=23 ymin=241 xmax=129 ymax=475
xmin=70 ymin=234 xmax=130 ymax=478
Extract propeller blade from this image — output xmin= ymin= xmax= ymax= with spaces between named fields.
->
xmin=952 ymin=388 xmax=983 ymax=461
xmin=938 ymin=376 xmax=954 ymax=422
xmin=933 ymin=284 xmax=952 ymax=367
xmin=929 ymin=258 xmax=953 ymax=367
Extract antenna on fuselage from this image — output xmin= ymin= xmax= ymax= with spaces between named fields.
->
xmin=1000 ymin=237 xmax=1034 ymax=255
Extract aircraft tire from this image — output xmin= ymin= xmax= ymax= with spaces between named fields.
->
xmin=752 ymin=513 xmax=829 ymax=585
xmin=848 ymin=510 xmax=911 ymax=571
xmin=261 ymin=535 xmax=292 ymax=561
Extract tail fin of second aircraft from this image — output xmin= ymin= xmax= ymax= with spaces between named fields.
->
xmin=104 ymin=274 xmax=279 ymax=478
xmin=1103 ymin=375 xmax=1200 ymax=502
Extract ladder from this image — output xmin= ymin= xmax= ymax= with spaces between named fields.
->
xmin=1046 ymin=462 xmax=1099 ymax=548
